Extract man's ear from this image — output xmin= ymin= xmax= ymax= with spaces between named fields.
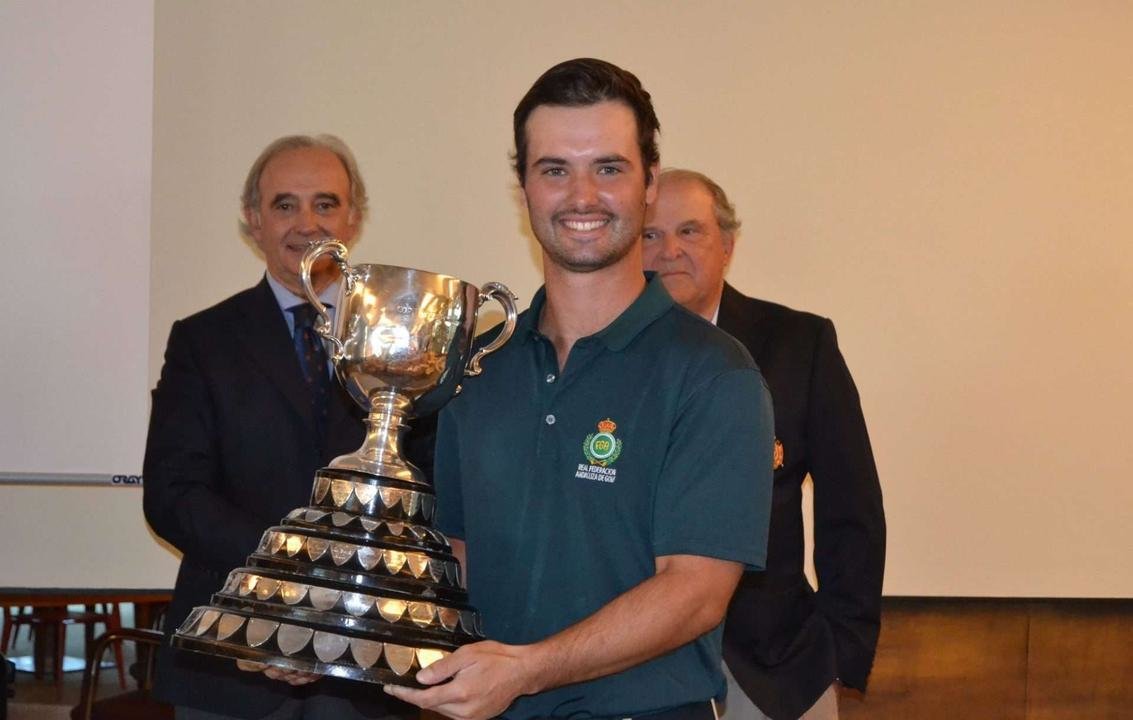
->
xmin=644 ymin=163 xmax=661 ymax=206
xmin=722 ymin=231 xmax=737 ymax=270
xmin=243 ymin=207 xmax=263 ymax=246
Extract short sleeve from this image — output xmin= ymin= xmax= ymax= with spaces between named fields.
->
xmin=652 ymin=368 xmax=774 ymax=570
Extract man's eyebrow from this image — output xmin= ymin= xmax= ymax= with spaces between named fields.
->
xmin=268 ymin=192 xmax=343 ymax=206
xmin=593 ymin=154 xmax=630 ymax=165
xmin=532 ymin=155 xmax=632 ymax=170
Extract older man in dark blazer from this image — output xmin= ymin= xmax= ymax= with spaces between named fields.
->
xmin=143 ymin=135 xmax=419 ymax=720
xmin=643 ymin=169 xmax=886 ymax=720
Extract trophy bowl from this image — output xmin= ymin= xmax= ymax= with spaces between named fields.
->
xmin=171 ymin=240 xmax=517 ymax=686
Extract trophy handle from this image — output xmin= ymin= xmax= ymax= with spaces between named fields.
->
xmin=466 ymin=282 xmax=518 ymax=377
xmin=300 ymin=240 xmax=351 ymax=358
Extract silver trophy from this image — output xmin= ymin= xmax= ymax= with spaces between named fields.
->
xmin=172 ymin=240 xmax=517 ymax=686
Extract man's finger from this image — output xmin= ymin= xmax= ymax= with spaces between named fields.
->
xmin=416 ymin=650 xmax=467 ymax=685
xmin=262 ymin=666 xmax=321 ymax=685
xmin=238 ymin=659 xmax=322 ymax=686
xmin=384 ymin=684 xmax=424 ymax=705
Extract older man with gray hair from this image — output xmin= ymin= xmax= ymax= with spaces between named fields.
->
xmin=144 ymin=134 xmax=422 ymax=720
xmin=643 ymin=168 xmax=886 ymax=720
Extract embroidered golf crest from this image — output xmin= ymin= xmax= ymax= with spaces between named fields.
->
xmin=584 ymin=418 xmax=622 ymax=466
xmin=575 ymin=418 xmax=622 ymax=483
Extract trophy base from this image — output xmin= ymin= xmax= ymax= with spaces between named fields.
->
xmin=172 ymin=606 xmax=452 ymax=688
xmin=171 ymin=464 xmax=484 ymax=688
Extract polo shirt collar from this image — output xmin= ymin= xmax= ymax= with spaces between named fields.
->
xmin=518 ymin=272 xmax=674 ymax=351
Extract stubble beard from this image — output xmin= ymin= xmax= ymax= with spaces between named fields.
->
xmin=535 ymin=209 xmax=644 ymax=274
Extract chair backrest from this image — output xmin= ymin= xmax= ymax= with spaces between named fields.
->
xmin=72 ymin=627 xmax=166 ymax=720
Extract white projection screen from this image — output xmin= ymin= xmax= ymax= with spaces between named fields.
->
xmin=0 ymin=1 xmax=175 ymax=588
xmin=1 ymin=2 xmax=1130 ymax=598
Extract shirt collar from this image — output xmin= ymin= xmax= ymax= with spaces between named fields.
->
xmin=518 ymin=272 xmax=674 ymax=351
xmin=264 ymin=271 xmax=338 ymax=312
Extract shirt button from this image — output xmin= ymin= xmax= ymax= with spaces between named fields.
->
xmin=545 ymin=373 xmax=556 ymax=383
xmin=545 ymin=414 xmax=556 ymax=425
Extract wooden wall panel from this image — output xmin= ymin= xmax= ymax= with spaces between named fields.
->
xmin=1025 ymin=601 xmax=1133 ymax=720
xmin=840 ymin=600 xmax=1028 ymax=720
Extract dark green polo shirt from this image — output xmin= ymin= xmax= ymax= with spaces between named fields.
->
xmin=434 ymin=274 xmax=774 ymax=719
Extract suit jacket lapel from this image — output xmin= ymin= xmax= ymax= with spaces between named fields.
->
xmin=230 ymin=278 xmax=319 ymax=434
xmin=717 ymin=282 xmax=774 ymax=364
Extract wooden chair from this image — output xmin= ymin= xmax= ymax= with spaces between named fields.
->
xmin=0 ymin=607 xmax=32 ymax=654
xmin=1 ymin=604 xmax=126 ymax=690
xmin=72 ymin=604 xmax=127 ymax=690
xmin=71 ymin=627 xmax=172 ymax=720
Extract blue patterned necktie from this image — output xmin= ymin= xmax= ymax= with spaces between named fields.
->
xmin=289 ymin=303 xmax=330 ymax=435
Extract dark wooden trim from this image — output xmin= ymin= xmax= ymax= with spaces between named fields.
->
xmin=0 ymin=589 xmax=172 ymax=606
xmin=840 ymin=596 xmax=1132 ymax=719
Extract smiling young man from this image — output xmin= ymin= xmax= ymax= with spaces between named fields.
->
xmin=383 ymin=59 xmax=775 ymax=720
xmin=144 ymin=134 xmax=422 ymax=720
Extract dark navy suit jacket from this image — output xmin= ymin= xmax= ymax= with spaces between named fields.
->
xmin=717 ymin=284 xmax=885 ymax=720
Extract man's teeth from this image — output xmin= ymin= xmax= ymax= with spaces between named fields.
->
xmin=563 ymin=219 xmax=607 ymax=231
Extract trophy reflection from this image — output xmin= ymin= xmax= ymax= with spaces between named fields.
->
xmin=172 ymin=240 xmax=517 ymax=686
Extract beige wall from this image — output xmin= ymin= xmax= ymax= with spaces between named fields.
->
xmin=0 ymin=1 xmax=170 ymax=587
xmin=4 ymin=2 xmax=1130 ymax=595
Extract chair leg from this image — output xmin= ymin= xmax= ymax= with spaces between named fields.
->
xmin=53 ymin=618 xmax=65 ymax=692
xmin=1 ymin=606 xmax=14 ymax=653
xmin=83 ymin=610 xmax=96 ymax=664
xmin=107 ymin=603 xmax=127 ymax=689
xmin=20 ymin=606 xmax=33 ymax=643
xmin=31 ymin=619 xmax=47 ymax=680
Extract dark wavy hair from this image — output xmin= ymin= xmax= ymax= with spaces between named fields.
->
xmin=512 ymin=58 xmax=660 ymax=186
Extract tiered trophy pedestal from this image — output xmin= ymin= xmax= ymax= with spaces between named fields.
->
xmin=172 ymin=241 xmax=517 ymax=687
xmin=173 ymin=466 xmax=481 ymax=686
